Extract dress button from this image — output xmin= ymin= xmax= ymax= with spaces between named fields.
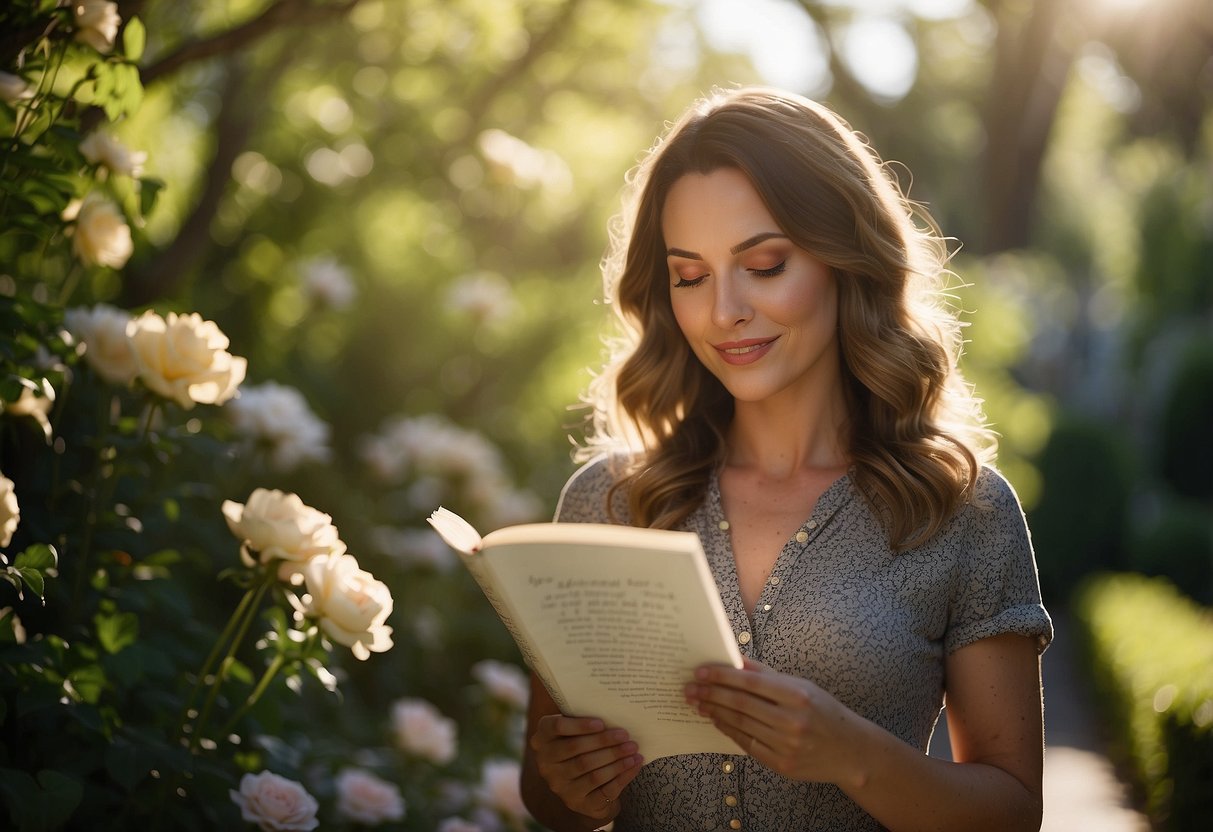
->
xmin=730 ymin=820 xmax=742 ymax=829
xmin=795 ymin=530 xmax=809 ymax=543
xmin=719 ymin=520 xmax=730 ymax=531
xmin=769 ymin=576 xmax=780 ymax=586
xmin=725 ymin=795 xmax=738 ymax=807
xmin=807 ymin=519 xmax=818 ymax=529
xmin=721 ymin=761 xmax=734 ymax=773
xmin=737 ymin=631 xmax=751 ymax=645
xmin=762 ymin=604 xmax=772 ymax=612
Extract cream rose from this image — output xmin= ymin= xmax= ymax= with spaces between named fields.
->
xmin=79 ymin=130 xmax=147 ymax=177
xmin=1 ymin=473 xmax=19 ymax=549
xmin=390 ymin=697 xmax=458 ymax=765
xmin=301 ymin=553 xmax=393 ymax=660
xmin=127 ymin=310 xmax=246 ymax=409
xmin=2 ymin=384 xmax=55 ymax=441
xmin=64 ymin=304 xmax=139 ymax=385
xmin=222 ymin=489 xmax=343 ymax=577
xmin=68 ymin=193 xmax=133 ymax=269
xmin=74 ymin=0 xmax=121 ymax=53
xmin=229 ymin=771 xmax=318 ymax=832
xmin=334 ymin=768 xmax=406 ymax=824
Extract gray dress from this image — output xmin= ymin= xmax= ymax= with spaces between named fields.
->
xmin=553 ymin=456 xmax=1053 ymax=832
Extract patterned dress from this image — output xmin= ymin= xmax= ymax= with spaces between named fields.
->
xmin=553 ymin=456 xmax=1053 ymax=832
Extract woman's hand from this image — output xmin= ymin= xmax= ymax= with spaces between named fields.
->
xmin=528 ymin=713 xmax=644 ymax=824
xmin=684 ymin=657 xmax=865 ymax=785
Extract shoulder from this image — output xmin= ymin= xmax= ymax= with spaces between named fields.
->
xmin=554 ymin=453 xmax=633 ymax=524
xmin=971 ymin=465 xmax=1024 ymax=513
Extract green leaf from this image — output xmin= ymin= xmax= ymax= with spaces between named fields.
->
xmin=94 ymin=610 xmax=138 ymax=654
xmin=123 ymin=17 xmax=146 ymax=62
xmin=15 ymin=567 xmax=45 ymax=600
xmin=104 ymin=739 xmax=150 ymax=791
xmin=66 ymin=664 xmax=107 ymax=704
xmin=139 ymin=176 xmax=165 ymax=217
xmin=0 ymin=767 xmax=83 ymax=831
xmin=14 ymin=543 xmax=58 ymax=572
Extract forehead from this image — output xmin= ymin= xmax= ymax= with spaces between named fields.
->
xmin=660 ymin=168 xmax=780 ymax=245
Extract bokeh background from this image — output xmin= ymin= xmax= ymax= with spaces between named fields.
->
xmin=1 ymin=0 xmax=1210 ymax=830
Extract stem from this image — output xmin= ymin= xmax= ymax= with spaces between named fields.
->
xmin=189 ymin=574 xmax=272 ymax=751
xmin=216 ymin=652 xmax=286 ymax=741
xmin=176 ymin=580 xmax=261 ymax=740
xmin=139 ymin=400 xmax=160 ymax=442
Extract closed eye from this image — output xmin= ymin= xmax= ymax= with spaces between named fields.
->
xmin=673 ymin=275 xmax=706 ymax=288
xmin=751 ymin=260 xmax=787 ymax=278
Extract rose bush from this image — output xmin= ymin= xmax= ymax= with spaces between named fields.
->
xmin=1 ymin=3 xmax=546 ymax=830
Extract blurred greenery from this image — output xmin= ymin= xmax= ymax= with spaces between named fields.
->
xmin=2 ymin=0 xmax=1212 ymax=828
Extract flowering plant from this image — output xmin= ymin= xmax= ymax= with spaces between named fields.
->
xmin=1 ymin=3 xmax=545 ymax=831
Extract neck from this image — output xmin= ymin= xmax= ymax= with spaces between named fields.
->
xmin=725 ymin=388 xmax=850 ymax=480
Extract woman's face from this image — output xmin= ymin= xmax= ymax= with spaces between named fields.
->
xmin=662 ymin=167 xmax=841 ymax=408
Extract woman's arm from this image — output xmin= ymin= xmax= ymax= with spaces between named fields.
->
xmin=685 ymin=633 xmax=1044 ymax=832
xmin=520 ymin=673 xmax=644 ymax=832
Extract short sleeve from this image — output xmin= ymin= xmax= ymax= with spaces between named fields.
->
xmin=553 ymin=454 xmax=629 ymax=525
xmin=945 ymin=468 xmax=1053 ymax=655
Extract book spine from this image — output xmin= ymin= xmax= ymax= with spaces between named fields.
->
xmin=461 ymin=552 xmax=571 ymax=713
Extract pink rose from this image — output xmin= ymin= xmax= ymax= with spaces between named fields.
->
xmin=391 ymin=697 xmax=458 ymax=765
xmin=335 ymin=768 xmax=405 ymax=824
xmin=229 ymin=771 xmax=318 ymax=832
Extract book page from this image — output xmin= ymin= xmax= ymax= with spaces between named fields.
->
xmin=483 ymin=537 xmax=745 ymax=761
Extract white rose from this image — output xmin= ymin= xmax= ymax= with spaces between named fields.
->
xmin=64 ymin=304 xmax=139 ymax=385
xmin=476 ymin=759 xmax=530 ymax=823
xmin=68 ymin=193 xmax=133 ymax=269
xmin=301 ymin=553 xmax=393 ymax=660
xmin=300 ymin=257 xmax=356 ymax=309
xmin=227 ymin=382 xmax=331 ymax=472
xmin=127 ymin=310 xmax=246 ymax=409
xmin=334 ymin=768 xmax=406 ymax=825
xmin=471 ymin=660 xmax=530 ymax=710
xmin=0 ymin=474 xmax=19 ymax=549
xmin=79 ymin=130 xmax=147 ymax=177
xmin=391 ymin=698 xmax=458 ymax=765
xmin=229 ymin=771 xmax=319 ymax=832
xmin=74 ymin=0 xmax=121 ymax=53
xmin=221 ymin=489 xmax=343 ymax=576
xmin=0 ymin=72 xmax=34 ymax=106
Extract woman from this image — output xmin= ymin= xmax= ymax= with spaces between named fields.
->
xmin=521 ymin=87 xmax=1052 ymax=832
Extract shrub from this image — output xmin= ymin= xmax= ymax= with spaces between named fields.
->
xmin=1073 ymin=572 xmax=1213 ymax=830
xmin=1028 ymin=415 xmax=1135 ymax=600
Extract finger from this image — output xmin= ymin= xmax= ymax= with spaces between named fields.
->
xmin=538 ymin=714 xmax=608 ymax=738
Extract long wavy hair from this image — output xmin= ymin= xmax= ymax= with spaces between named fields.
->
xmin=580 ymin=87 xmax=994 ymax=550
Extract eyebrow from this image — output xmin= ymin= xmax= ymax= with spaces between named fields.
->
xmin=666 ymin=232 xmax=789 ymax=260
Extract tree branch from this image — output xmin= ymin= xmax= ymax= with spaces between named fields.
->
xmin=140 ymin=0 xmax=359 ymax=86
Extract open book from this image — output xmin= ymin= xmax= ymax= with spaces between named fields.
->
xmin=428 ymin=507 xmax=746 ymax=762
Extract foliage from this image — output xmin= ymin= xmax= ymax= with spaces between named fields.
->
xmin=1074 ymin=573 xmax=1213 ymax=830
xmin=1157 ymin=335 xmax=1213 ymax=502
xmin=1129 ymin=498 xmax=1213 ymax=606
xmin=1027 ymin=415 xmax=1135 ymax=600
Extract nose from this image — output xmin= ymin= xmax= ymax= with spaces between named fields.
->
xmin=711 ymin=271 xmax=753 ymax=329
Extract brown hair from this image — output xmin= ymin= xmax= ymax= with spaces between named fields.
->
xmin=581 ymin=87 xmax=993 ymax=550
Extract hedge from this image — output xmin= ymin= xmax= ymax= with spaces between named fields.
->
xmin=1073 ymin=572 xmax=1213 ymax=830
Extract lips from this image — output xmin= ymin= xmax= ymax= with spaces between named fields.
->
xmin=714 ymin=337 xmax=777 ymax=365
